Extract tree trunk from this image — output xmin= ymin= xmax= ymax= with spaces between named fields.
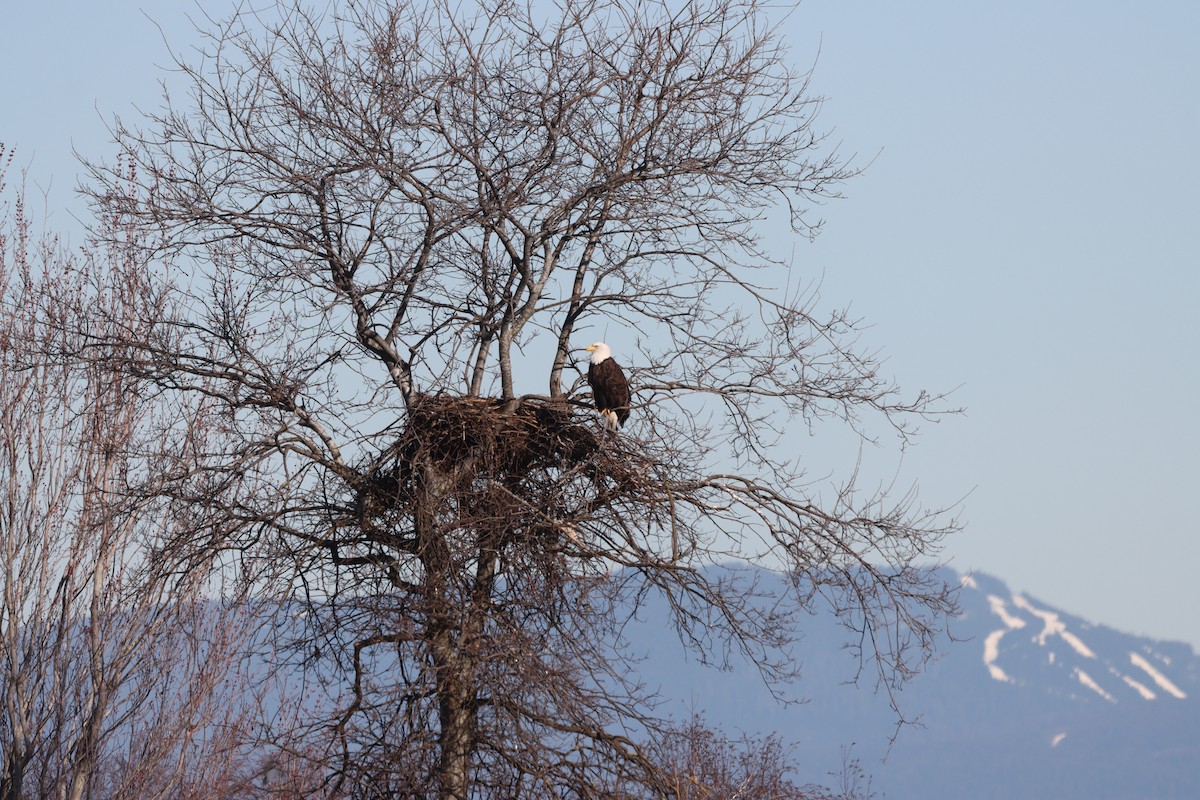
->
xmin=431 ymin=623 xmax=475 ymax=800
xmin=2 ymin=747 xmax=24 ymax=800
xmin=416 ymin=459 xmax=480 ymax=800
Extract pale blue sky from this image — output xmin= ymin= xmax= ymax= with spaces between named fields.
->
xmin=2 ymin=1 xmax=1197 ymax=648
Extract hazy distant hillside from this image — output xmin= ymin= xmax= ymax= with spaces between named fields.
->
xmin=626 ymin=565 xmax=1200 ymax=799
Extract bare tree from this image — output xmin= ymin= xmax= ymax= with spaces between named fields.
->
xmin=83 ymin=1 xmax=959 ymax=796
xmin=0 ymin=147 xmax=267 ymax=799
xmin=634 ymin=715 xmax=873 ymax=800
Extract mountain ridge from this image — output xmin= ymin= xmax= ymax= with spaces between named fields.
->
xmin=626 ymin=564 xmax=1199 ymax=799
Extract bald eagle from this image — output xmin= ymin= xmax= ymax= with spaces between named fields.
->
xmin=585 ymin=342 xmax=630 ymax=432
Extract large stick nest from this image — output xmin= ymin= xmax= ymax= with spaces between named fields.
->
xmin=352 ymin=395 xmax=642 ymax=545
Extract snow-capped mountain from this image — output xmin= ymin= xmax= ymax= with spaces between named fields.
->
xmin=960 ymin=571 xmax=1195 ymax=705
xmin=629 ymin=565 xmax=1200 ymax=799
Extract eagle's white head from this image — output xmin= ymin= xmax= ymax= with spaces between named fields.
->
xmin=585 ymin=342 xmax=613 ymax=365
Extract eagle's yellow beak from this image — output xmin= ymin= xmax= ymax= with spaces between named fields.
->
xmin=585 ymin=345 xmax=596 ymax=352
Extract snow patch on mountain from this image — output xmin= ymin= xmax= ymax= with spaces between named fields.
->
xmin=1012 ymin=594 xmax=1096 ymax=658
xmin=1119 ymin=672 xmax=1156 ymax=700
xmin=983 ymin=595 xmax=1028 ymax=683
xmin=984 ymin=630 xmax=1012 ymax=683
xmin=1060 ymin=630 xmax=1096 ymax=659
xmin=1075 ymin=667 xmax=1115 ymax=702
xmin=988 ymin=595 xmax=1026 ymax=630
xmin=1130 ymin=652 xmax=1187 ymax=699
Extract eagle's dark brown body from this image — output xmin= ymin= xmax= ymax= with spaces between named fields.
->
xmin=586 ymin=343 xmax=630 ymax=430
